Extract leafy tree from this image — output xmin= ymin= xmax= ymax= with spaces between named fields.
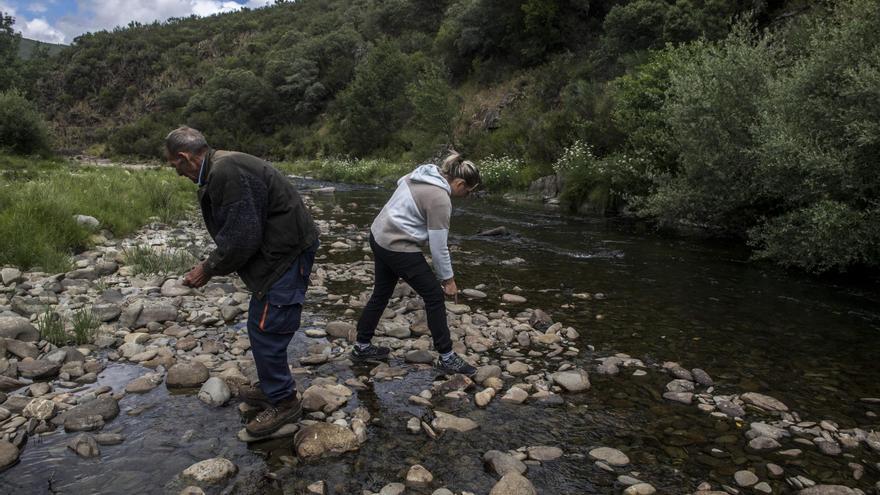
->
xmin=0 ymin=90 xmax=51 ymax=154
xmin=184 ymin=68 xmax=278 ymax=143
xmin=0 ymin=12 xmax=21 ymax=91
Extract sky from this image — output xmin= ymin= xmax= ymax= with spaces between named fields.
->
xmin=1 ymin=0 xmax=272 ymax=44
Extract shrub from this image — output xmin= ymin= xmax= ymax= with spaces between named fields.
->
xmin=71 ymin=307 xmax=99 ymax=345
xmin=0 ymin=90 xmax=51 ymax=154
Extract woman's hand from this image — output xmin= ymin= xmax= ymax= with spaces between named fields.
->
xmin=441 ymin=278 xmax=458 ymax=303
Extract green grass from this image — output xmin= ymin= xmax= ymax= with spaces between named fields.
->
xmin=123 ymin=245 xmax=198 ymax=276
xmin=71 ymin=308 xmax=100 ymax=345
xmin=37 ymin=309 xmax=67 ymax=346
xmin=0 ymin=155 xmax=195 ymax=272
xmin=276 ymin=158 xmax=412 ymax=186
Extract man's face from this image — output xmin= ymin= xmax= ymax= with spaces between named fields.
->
xmin=168 ymin=151 xmax=200 ymax=183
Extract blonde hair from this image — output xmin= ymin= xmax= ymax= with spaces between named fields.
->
xmin=440 ymin=151 xmax=481 ymax=188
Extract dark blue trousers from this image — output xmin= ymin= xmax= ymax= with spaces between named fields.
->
xmin=247 ymin=241 xmax=318 ymax=404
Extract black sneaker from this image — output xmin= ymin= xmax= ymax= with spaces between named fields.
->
xmin=245 ymin=395 xmax=302 ymax=437
xmin=436 ymin=353 xmax=477 ymax=377
xmin=351 ymin=344 xmax=391 ymax=362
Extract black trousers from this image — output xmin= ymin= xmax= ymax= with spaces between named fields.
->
xmin=356 ymin=234 xmax=453 ymax=354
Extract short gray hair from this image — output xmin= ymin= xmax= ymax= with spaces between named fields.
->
xmin=165 ymin=126 xmax=209 ymax=156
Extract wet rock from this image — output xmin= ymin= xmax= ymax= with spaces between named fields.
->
xmin=477 ymin=226 xmax=509 ymax=237
xmin=489 ymin=472 xmax=536 ymax=495
xmin=434 ymin=374 xmax=474 ymax=395
xmin=380 ymin=483 xmax=405 ymax=495
xmin=432 ymin=411 xmax=479 ymax=432
xmin=747 ymin=422 xmax=787 ymax=441
xmin=767 ymin=463 xmax=784 ymax=478
xmin=588 ymin=447 xmax=629 ymax=466
xmin=747 ymin=436 xmax=781 ymax=451
xmin=666 ymin=379 xmax=695 ymax=393
xmin=815 ymin=439 xmax=841 ymax=456
xmin=475 ymin=365 xmax=502 ymax=385
xmin=669 ymin=367 xmax=693 ymax=381
xmin=302 ymin=384 xmax=352 ymax=413
xmin=501 ymin=294 xmax=527 ymax=304
xmin=18 ymin=359 xmax=62 ymax=379
xmin=198 ymin=377 xmax=231 ymax=406
xmin=370 ymin=363 xmax=408 ymax=380
xmin=182 ymin=457 xmax=238 ymax=484
xmin=325 ymin=321 xmax=355 ymax=341
xmin=484 ymin=450 xmax=527 ymax=476
xmin=527 ymin=446 xmax=562 ymax=461
xmin=715 ymin=399 xmax=745 ymax=418
xmin=0 ymin=439 xmax=19 ymax=469
xmin=166 ymin=361 xmax=210 ymax=388
xmin=22 ymin=398 xmax=55 ymax=420
xmin=94 ymin=433 xmax=125 ymax=445
xmin=501 ymin=387 xmax=528 ymax=404
xmin=692 ymin=368 xmax=713 ymax=386
xmin=0 ymin=317 xmax=39 ymax=341
xmin=624 ymin=484 xmax=656 ymax=495
xmin=741 ymin=392 xmax=788 ymax=412
xmin=864 ymin=431 xmax=879 ymax=452
xmin=663 ymin=392 xmax=693 ymax=405
xmin=68 ymin=433 xmax=100 ymax=458
xmin=294 ymin=423 xmax=359 ymax=459
xmin=406 ymin=464 xmax=433 ymax=487
xmin=797 ymin=486 xmax=857 ymax=495
xmin=306 ymin=481 xmax=326 ymax=495
xmin=60 ymin=395 xmax=119 ymax=431
xmin=462 ymin=289 xmax=487 ymax=299
xmin=237 ymin=423 xmax=299 ymax=443
xmin=475 ymin=388 xmax=496 ymax=407
xmin=551 ymin=369 xmax=590 ymax=392
xmin=2 ymin=395 xmax=31 ymax=413
xmin=92 ymin=303 xmax=121 ymax=322
xmin=734 ymin=470 xmax=758 ymax=487
xmin=446 ymin=303 xmax=471 ymax=315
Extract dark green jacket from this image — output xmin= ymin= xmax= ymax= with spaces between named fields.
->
xmin=198 ymin=150 xmax=319 ymax=300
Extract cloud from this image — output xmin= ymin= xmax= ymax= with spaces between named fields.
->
xmin=21 ymin=17 xmax=65 ymax=43
xmin=28 ymin=3 xmax=48 ymax=14
xmin=9 ymin=0 xmax=274 ymax=44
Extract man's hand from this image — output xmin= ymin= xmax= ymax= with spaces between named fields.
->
xmin=441 ymin=278 xmax=458 ymax=304
xmin=183 ymin=262 xmax=211 ymax=288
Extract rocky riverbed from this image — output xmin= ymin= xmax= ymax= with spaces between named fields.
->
xmin=0 ymin=185 xmax=878 ymax=494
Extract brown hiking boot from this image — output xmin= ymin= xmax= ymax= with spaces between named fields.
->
xmin=238 ymin=383 xmax=272 ymax=408
xmin=245 ymin=395 xmax=302 ymax=438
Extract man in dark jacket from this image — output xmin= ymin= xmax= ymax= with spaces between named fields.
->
xmin=165 ymin=126 xmax=320 ymax=437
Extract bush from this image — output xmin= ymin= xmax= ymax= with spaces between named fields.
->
xmin=0 ymin=90 xmax=52 ymax=154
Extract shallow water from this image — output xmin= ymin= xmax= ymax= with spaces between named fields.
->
xmin=2 ymin=179 xmax=879 ymax=494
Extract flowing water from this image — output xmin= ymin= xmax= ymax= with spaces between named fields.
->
xmin=3 ymin=179 xmax=879 ymax=494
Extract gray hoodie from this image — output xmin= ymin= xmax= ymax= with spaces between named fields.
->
xmin=370 ymin=164 xmax=454 ymax=280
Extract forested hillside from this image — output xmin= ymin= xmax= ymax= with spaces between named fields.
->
xmin=3 ymin=0 xmax=879 ymax=274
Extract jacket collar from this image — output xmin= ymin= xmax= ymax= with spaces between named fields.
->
xmin=198 ymin=149 xmax=215 ymax=187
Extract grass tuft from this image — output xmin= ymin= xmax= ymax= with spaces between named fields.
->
xmin=71 ymin=307 xmax=100 ymax=345
xmin=37 ymin=309 xmax=67 ymax=346
xmin=123 ymin=245 xmax=197 ymax=276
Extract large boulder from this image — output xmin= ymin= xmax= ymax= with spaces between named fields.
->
xmin=0 ymin=317 xmax=39 ymax=341
xmin=294 ymin=423 xmax=359 ymax=459
xmin=60 ymin=396 xmax=119 ymax=431
xmin=166 ymin=361 xmax=210 ymax=388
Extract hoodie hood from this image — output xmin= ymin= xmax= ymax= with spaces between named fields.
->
xmin=406 ymin=164 xmax=451 ymax=194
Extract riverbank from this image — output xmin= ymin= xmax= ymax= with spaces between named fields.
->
xmin=1 ymin=179 xmax=877 ymax=494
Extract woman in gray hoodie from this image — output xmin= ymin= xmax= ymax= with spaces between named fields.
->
xmin=351 ymin=153 xmax=481 ymax=376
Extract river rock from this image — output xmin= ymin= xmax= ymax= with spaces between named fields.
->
xmin=475 ymin=365 xmax=502 ymax=385
xmin=551 ymin=369 xmax=590 ymax=392
xmin=624 ymin=484 xmax=656 ymax=495
xmin=0 ymin=317 xmax=39 ymax=341
xmin=748 ymin=436 xmax=781 ymax=451
xmin=715 ymin=399 xmax=745 ymax=418
xmin=325 ymin=321 xmax=355 ymax=341
xmin=462 ymin=289 xmax=486 ymax=299
xmin=5 ymin=339 xmax=39 ymax=359
xmin=0 ymin=376 xmax=24 ymax=391
xmin=489 ymin=472 xmax=536 ymax=495
xmin=484 ymin=450 xmax=527 ymax=476
xmin=663 ymin=392 xmax=693 ymax=404
xmin=527 ymin=446 xmax=562 ymax=461
xmin=692 ymin=368 xmax=713 ymax=386
xmin=748 ymin=422 xmax=787 ymax=441
xmin=294 ymin=423 xmax=359 ymax=459
xmin=23 ymin=398 xmax=55 ymax=420
xmin=18 ymin=359 xmax=62 ymax=379
xmin=161 ymin=279 xmax=193 ymax=297
xmin=798 ymin=487 xmax=858 ymax=495
xmin=501 ymin=387 xmax=528 ymax=404
xmin=0 ymin=440 xmax=18 ymax=469
xmin=68 ymin=433 xmax=100 ymax=458
xmin=198 ymin=377 xmax=231 ymax=406
xmin=734 ymin=470 xmax=758 ymax=487
xmin=237 ymin=423 xmax=299 ymax=443
xmin=182 ymin=457 xmax=238 ymax=484
xmin=0 ymin=268 xmax=22 ymax=286
xmin=405 ymin=350 xmax=435 ymax=364
xmin=588 ymin=447 xmax=629 ymax=466
xmin=74 ymin=214 xmax=100 ymax=229
xmin=866 ymin=431 xmax=880 ymax=452
xmin=406 ymin=464 xmax=433 ymax=487
xmin=741 ymin=392 xmax=788 ymax=412
xmin=94 ymin=433 xmax=125 ymax=445
xmin=61 ymin=396 xmax=119 ymax=431
xmin=92 ymin=304 xmax=121 ymax=322
xmin=432 ymin=411 xmax=478 ymax=432
xmin=501 ymin=294 xmax=527 ymax=304
xmin=166 ymin=361 xmax=210 ymax=388
xmin=475 ymin=388 xmax=495 ymax=407
xmin=302 ymin=384 xmax=352 ymax=413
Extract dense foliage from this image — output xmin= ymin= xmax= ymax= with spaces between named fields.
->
xmin=5 ymin=0 xmax=878 ymax=273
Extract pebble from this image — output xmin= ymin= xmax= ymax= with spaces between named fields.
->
xmin=623 ymin=483 xmax=656 ymax=495
xmin=588 ymin=447 xmax=629 ymax=466
xmin=405 ymin=464 xmax=433 ymax=487
xmin=501 ymin=294 xmax=527 ymax=304
xmin=734 ymin=470 xmax=758 ymax=487
xmin=526 ymin=446 xmax=562 ymax=461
